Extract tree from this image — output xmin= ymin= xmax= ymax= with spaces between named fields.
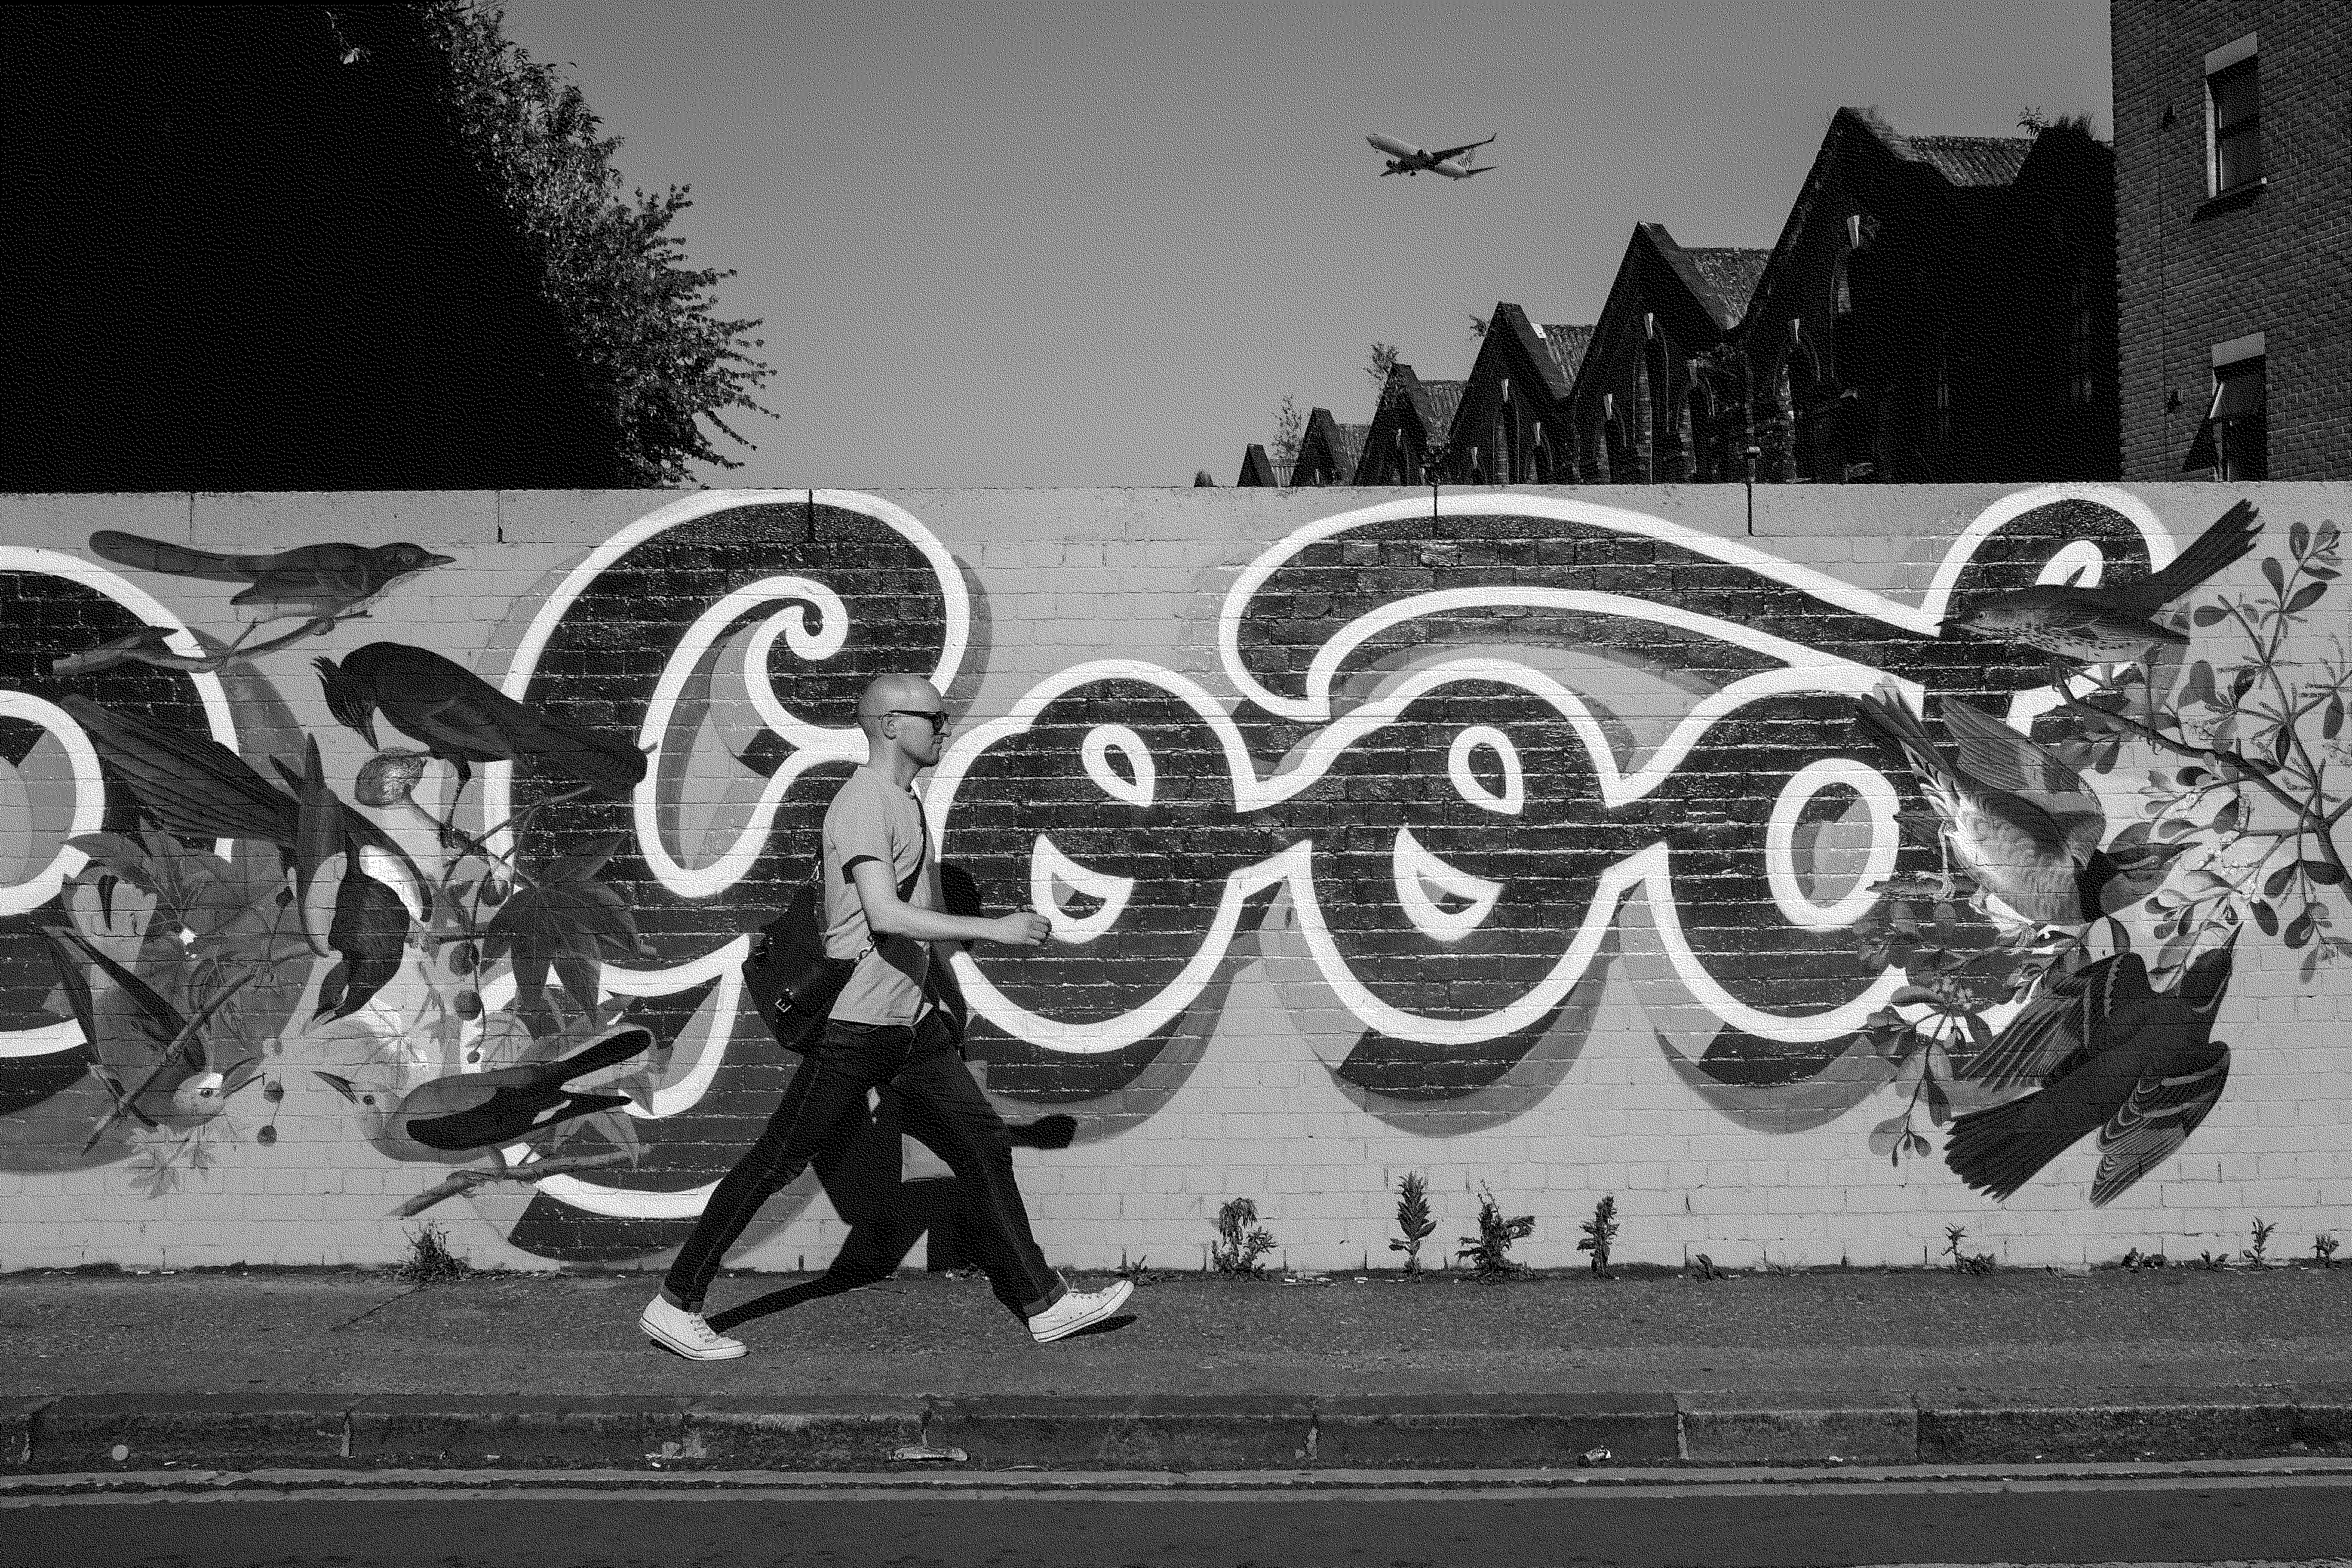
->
xmin=416 ymin=1 xmax=770 ymax=484
xmin=1367 ymin=343 xmax=1402 ymax=386
xmin=1270 ymin=395 xmax=1304 ymax=467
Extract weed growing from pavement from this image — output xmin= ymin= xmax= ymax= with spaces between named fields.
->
xmin=1457 ymin=1185 xmax=1534 ymax=1278
xmin=397 ymin=1223 xmax=472 ymax=1285
xmin=1389 ymin=1172 xmax=1436 ymax=1274
xmin=1208 ymin=1198 xmax=1276 ymax=1276
xmin=1577 ymin=1195 xmax=1619 ymax=1277
xmin=2317 ymin=1233 xmax=2340 ymax=1268
xmin=1942 ymin=1225 xmax=1996 ymax=1273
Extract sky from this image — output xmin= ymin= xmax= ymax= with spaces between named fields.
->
xmin=495 ymin=0 xmax=2112 ymax=490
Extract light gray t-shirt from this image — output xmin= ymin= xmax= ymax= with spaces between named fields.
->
xmin=821 ymin=765 xmax=942 ymax=1025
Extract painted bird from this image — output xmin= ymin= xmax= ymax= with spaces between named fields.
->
xmin=1945 ymin=943 xmax=2233 ymax=1206
xmin=317 ymin=1023 xmax=654 ymax=1163
xmin=89 ymin=531 xmax=452 ymax=627
xmin=315 ymin=642 xmax=647 ymax=800
xmin=1854 ymin=688 xmax=2111 ymax=928
xmin=1942 ymin=500 xmax=2261 ymax=666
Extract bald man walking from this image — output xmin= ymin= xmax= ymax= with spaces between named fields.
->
xmin=640 ymin=674 xmax=1133 ymax=1359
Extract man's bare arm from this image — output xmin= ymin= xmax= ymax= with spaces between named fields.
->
xmin=848 ymin=859 xmax=1048 ymax=945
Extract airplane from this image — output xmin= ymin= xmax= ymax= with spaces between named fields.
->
xmin=1367 ymin=132 xmax=1496 ymax=179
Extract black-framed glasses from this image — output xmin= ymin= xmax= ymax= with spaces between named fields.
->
xmin=886 ymin=708 xmax=951 ymax=733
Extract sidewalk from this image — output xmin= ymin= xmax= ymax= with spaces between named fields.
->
xmin=5 ymin=1263 xmax=2350 ymax=1474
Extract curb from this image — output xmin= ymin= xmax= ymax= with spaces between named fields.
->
xmin=8 ymin=1391 xmax=2351 ymax=1475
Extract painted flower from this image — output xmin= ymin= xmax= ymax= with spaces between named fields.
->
xmin=354 ymin=749 xmax=430 ymax=808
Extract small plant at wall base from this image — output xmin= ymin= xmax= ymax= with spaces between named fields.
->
xmin=1577 ymin=1194 xmax=1619 ymax=1277
xmin=398 ymin=1222 xmax=472 ymax=1285
xmin=2242 ymin=1217 xmax=2278 ymax=1267
xmin=1390 ymin=1171 xmax=1436 ymax=1274
xmin=2314 ymin=1233 xmax=2339 ymax=1268
xmin=1209 ymin=1197 xmax=1276 ymax=1277
xmin=1457 ymin=1185 xmax=1534 ymax=1280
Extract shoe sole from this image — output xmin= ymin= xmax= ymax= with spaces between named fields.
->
xmin=640 ymin=1321 xmax=748 ymax=1361
xmin=1031 ymin=1280 xmax=1135 ymax=1343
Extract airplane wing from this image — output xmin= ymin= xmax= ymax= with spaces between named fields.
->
xmin=1427 ymin=134 xmax=1496 ymax=162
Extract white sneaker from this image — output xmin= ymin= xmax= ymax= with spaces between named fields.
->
xmin=640 ymin=1295 xmax=748 ymax=1360
xmin=1028 ymin=1278 xmax=1135 ymax=1343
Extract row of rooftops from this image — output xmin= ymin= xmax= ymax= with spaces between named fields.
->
xmin=1235 ymin=106 xmax=2080 ymax=485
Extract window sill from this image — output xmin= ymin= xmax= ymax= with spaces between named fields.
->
xmin=2194 ymin=179 xmax=2265 ymax=221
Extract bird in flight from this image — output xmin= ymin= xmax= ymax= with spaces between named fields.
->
xmin=1942 ymin=500 xmax=2261 ymax=668
xmin=1945 ymin=943 xmax=2233 ymax=1206
xmin=1854 ymin=689 xmax=2113 ymax=929
xmin=1367 ymin=132 xmax=1496 ymax=179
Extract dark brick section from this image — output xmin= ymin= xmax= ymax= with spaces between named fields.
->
xmin=2114 ymin=0 xmax=2352 ymax=479
xmin=1703 ymin=112 xmax=2118 ymax=485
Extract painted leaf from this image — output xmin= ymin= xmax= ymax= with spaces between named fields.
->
xmin=2291 ymin=521 xmax=2310 ymax=558
xmin=2285 ymin=911 xmax=2316 ymax=949
xmin=2263 ymin=557 xmax=2285 ymax=594
xmin=2305 ymin=859 xmax=2345 ymax=886
xmin=2253 ymin=900 xmax=2280 ymax=936
xmin=2288 ymin=580 xmax=2327 ymax=614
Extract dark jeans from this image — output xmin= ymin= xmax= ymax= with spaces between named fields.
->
xmin=663 ymin=1014 xmax=1066 ymax=1320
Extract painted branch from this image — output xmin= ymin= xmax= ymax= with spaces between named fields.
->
xmin=393 ymin=1150 xmax=632 ymax=1218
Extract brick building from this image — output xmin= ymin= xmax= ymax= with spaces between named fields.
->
xmin=1291 ymin=407 xmax=1368 ymax=486
xmin=1562 ymin=229 xmax=1764 ymax=483
xmin=1450 ymin=305 xmax=1592 ymax=483
xmin=1352 ymin=364 xmax=1464 ymax=483
xmin=2114 ymin=0 xmax=2351 ymax=480
xmin=1705 ymin=107 xmax=2118 ymax=484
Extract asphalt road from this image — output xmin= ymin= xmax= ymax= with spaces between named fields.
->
xmin=6 ymin=1472 xmax=2351 ymax=1567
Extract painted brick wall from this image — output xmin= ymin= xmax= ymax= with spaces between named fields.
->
xmin=2114 ymin=0 xmax=2352 ymax=479
xmin=1 ymin=484 xmax=2347 ymax=1278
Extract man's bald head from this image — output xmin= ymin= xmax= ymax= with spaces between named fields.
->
xmin=857 ymin=673 xmax=941 ymax=729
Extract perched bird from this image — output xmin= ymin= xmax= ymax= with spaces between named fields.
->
xmin=317 ymin=1024 xmax=654 ymax=1164
xmin=1943 ymin=501 xmax=2261 ymax=665
xmin=315 ymin=642 xmax=647 ymax=800
xmin=1855 ymin=689 xmax=2110 ymax=927
xmin=1946 ymin=943 xmax=2233 ymax=1206
xmin=89 ymin=532 xmax=452 ymax=627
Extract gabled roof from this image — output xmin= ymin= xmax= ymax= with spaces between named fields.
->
xmin=1677 ymin=247 xmax=1770 ymax=328
xmin=1847 ymin=107 xmax=2032 ymax=187
xmin=1324 ymin=420 xmax=1367 ymax=478
xmin=1408 ymin=378 xmax=1463 ymax=441
xmin=1537 ymin=323 xmax=1594 ymax=386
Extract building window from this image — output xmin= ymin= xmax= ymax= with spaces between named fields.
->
xmin=2206 ymin=36 xmax=2260 ymax=196
xmin=2067 ymin=276 xmax=2098 ymax=407
xmin=2185 ymin=334 xmax=2265 ymax=479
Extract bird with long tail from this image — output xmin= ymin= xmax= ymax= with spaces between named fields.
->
xmin=314 ymin=642 xmax=647 ymax=801
xmin=1855 ymin=688 xmax=2112 ymax=928
xmin=1945 ymin=942 xmax=2233 ymax=1206
xmin=1942 ymin=500 xmax=2260 ymax=666
xmin=88 ymin=531 xmax=451 ymax=657
xmin=317 ymin=1023 xmax=654 ymax=1164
